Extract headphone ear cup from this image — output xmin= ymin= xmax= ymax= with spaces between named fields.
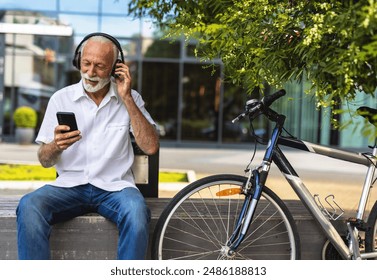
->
xmin=111 ymin=64 xmax=116 ymax=77
xmin=111 ymin=59 xmax=122 ymax=78
xmin=73 ymin=52 xmax=81 ymax=70
xmin=72 ymin=52 xmax=77 ymax=68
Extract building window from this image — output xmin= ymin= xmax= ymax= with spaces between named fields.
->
xmin=141 ymin=61 xmax=179 ymax=140
xmin=181 ymin=63 xmax=221 ymax=142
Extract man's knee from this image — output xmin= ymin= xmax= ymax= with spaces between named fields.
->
xmin=118 ymin=189 xmax=150 ymax=226
xmin=17 ymin=192 xmax=36 ymax=217
xmin=17 ymin=190 xmax=49 ymax=223
xmin=126 ymin=199 xmax=150 ymax=223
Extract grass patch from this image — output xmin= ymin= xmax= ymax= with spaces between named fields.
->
xmin=0 ymin=164 xmax=56 ymax=181
xmin=0 ymin=164 xmax=187 ymax=182
xmin=159 ymin=172 xmax=187 ymax=183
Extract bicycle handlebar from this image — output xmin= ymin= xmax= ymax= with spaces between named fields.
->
xmin=262 ymin=89 xmax=286 ymax=107
xmin=232 ymin=89 xmax=286 ymax=123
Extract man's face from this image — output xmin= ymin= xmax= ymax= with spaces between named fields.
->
xmin=80 ymin=40 xmax=114 ymax=93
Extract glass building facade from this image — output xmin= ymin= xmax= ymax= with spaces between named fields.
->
xmin=0 ymin=0 xmax=375 ymax=148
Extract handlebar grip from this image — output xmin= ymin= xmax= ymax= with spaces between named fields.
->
xmin=262 ymin=89 xmax=286 ymax=107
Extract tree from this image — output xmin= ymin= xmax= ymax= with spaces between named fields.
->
xmin=129 ymin=0 xmax=377 ymax=113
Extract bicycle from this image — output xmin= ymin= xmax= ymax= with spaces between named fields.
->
xmin=151 ymin=89 xmax=377 ymax=260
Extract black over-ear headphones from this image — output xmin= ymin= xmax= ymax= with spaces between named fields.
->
xmin=72 ymin=32 xmax=125 ymax=77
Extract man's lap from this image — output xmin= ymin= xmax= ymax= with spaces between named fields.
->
xmin=17 ymin=184 xmax=148 ymax=225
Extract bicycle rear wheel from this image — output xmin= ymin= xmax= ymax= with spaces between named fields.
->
xmin=365 ymin=201 xmax=377 ymax=258
xmin=151 ymin=174 xmax=300 ymax=260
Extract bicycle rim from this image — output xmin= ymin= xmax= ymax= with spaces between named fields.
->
xmin=152 ymin=174 xmax=300 ymax=260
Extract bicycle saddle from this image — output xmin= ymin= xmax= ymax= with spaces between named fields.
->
xmin=357 ymin=106 xmax=377 ymax=127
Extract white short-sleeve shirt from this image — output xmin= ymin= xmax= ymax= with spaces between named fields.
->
xmin=36 ymin=80 xmax=156 ymax=192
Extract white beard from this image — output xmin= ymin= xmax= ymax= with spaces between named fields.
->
xmin=81 ymin=72 xmax=111 ymax=93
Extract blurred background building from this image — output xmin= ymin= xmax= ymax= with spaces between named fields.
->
xmin=0 ymin=0 xmax=374 ymax=148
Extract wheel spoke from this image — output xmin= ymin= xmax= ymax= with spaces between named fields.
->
xmin=154 ymin=175 xmax=300 ymax=260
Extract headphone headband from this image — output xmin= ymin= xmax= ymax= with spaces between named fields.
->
xmin=72 ymin=32 xmax=124 ymax=69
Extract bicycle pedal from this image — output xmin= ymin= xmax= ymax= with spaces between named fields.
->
xmin=347 ymin=217 xmax=369 ymax=231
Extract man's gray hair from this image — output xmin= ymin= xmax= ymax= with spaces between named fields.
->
xmin=80 ymin=35 xmax=119 ymax=64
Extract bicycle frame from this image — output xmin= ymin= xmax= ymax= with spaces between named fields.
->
xmin=224 ymin=91 xmax=377 ymax=259
xmin=263 ymin=119 xmax=377 ymax=259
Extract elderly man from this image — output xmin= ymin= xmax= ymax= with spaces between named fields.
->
xmin=16 ymin=33 xmax=159 ymax=260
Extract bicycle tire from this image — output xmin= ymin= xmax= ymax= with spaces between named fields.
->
xmin=151 ymin=174 xmax=301 ymax=260
xmin=365 ymin=200 xmax=377 ymax=258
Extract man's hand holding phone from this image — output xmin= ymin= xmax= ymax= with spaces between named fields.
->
xmin=55 ymin=112 xmax=81 ymax=151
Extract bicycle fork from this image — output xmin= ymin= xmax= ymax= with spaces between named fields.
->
xmin=226 ymin=169 xmax=265 ymax=256
xmin=226 ymin=123 xmax=282 ymax=256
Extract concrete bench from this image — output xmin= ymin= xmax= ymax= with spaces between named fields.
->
xmin=0 ymin=196 xmax=164 ymax=260
xmin=0 ymin=196 xmax=349 ymax=260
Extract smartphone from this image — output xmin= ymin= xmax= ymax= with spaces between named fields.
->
xmin=56 ymin=112 xmax=78 ymax=132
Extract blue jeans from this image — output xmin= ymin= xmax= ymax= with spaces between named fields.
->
xmin=16 ymin=184 xmax=150 ymax=260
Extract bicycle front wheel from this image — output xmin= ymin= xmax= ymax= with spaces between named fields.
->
xmin=152 ymin=174 xmax=300 ymax=260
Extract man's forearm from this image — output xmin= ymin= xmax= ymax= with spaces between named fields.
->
xmin=38 ymin=142 xmax=62 ymax=168
xmin=122 ymin=95 xmax=159 ymax=155
xmin=131 ymin=118 xmax=159 ymax=155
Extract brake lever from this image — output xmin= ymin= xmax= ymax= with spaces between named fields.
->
xmin=232 ymin=112 xmax=247 ymax=123
xmin=232 ymin=102 xmax=262 ymax=123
